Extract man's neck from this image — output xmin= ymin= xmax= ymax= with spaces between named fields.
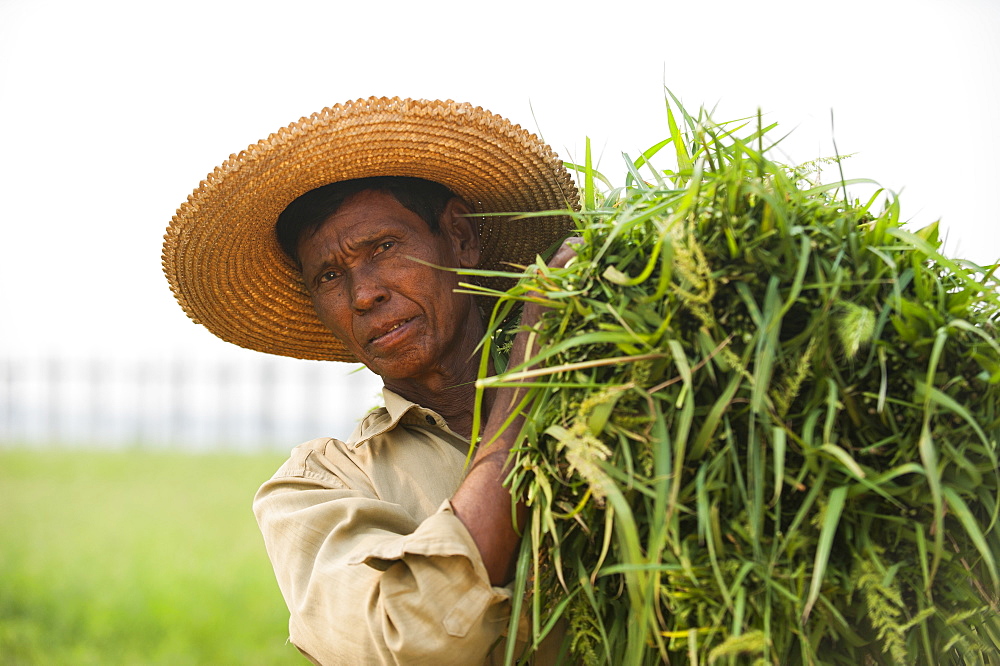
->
xmin=383 ymin=356 xmax=501 ymax=441
xmin=383 ymin=368 xmax=476 ymax=439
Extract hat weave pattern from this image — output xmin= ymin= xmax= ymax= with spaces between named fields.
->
xmin=162 ymin=97 xmax=579 ymax=361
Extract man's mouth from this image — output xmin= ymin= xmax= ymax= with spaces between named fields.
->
xmin=368 ymin=317 xmax=416 ymax=344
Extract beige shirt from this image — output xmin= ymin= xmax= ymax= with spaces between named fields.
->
xmin=253 ymin=389 xmax=557 ymax=665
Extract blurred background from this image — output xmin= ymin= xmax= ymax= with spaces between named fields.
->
xmin=2 ymin=0 xmax=998 ymax=662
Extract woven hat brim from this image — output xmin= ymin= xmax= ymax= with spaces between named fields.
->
xmin=162 ymin=97 xmax=579 ymax=362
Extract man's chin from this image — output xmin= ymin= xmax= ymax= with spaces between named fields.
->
xmin=363 ymin=349 xmax=431 ymax=383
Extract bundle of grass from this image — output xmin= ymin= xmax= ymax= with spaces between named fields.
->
xmin=469 ymin=98 xmax=1000 ymax=665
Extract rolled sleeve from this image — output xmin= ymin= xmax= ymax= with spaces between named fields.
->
xmin=253 ymin=443 xmax=513 ymax=665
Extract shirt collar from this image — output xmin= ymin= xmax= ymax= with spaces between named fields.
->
xmin=347 ymin=387 xmax=465 ymax=450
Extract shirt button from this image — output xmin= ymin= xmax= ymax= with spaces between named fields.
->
xmin=425 ymin=414 xmax=436 ymax=426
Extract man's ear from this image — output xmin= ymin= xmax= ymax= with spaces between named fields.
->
xmin=440 ymin=197 xmax=481 ymax=268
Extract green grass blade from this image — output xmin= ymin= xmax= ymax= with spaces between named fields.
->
xmin=941 ymin=486 xmax=1000 ymax=591
xmin=802 ymin=485 xmax=848 ymax=622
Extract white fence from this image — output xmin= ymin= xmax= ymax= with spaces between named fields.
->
xmin=0 ymin=356 xmax=384 ymax=451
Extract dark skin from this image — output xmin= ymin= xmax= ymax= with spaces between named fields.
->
xmin=297 ymin=189 xmax=576 ymax=585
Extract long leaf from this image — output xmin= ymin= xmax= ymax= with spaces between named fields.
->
xmin=802 ymin=485 xmax=848 ymax=622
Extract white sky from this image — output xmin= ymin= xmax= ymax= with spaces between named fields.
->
xmin=2 ymin=0 xmax=998 ymax=372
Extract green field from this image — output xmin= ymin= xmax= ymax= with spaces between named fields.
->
xmin=0 ymin=447 xmax=304 ymax=665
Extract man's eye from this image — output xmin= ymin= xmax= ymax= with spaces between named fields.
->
xmin=374 ymin=241 xmax=395 ymax=255
xmin=319 ymin=270 xmax=341 ymax=283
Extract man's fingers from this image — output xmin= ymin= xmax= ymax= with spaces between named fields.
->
xmin=549 ymin=237 xmax=583 ymax=269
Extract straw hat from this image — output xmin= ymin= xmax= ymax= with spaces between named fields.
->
xmin=162 ymin=96 xmax=579 ymax=362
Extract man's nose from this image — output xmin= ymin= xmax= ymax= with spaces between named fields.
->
xmin=349 ymin=267 xmax=389 ymax=312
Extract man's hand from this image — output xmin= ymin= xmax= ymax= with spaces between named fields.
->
xmin=515 ymin=238 xmax=583 ymax=356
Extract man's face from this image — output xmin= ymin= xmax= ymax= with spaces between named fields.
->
xmin=297 ymin=190 xmax=482 ymax=384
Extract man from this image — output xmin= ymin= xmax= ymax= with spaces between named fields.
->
xmin=162 ymin=97 xmax=578 ymax=664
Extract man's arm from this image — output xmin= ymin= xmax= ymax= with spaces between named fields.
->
xmin=254 ymin=439 xmax=514 ymax=665
xmin=451 ymin=240 xmax=580 ymax=585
